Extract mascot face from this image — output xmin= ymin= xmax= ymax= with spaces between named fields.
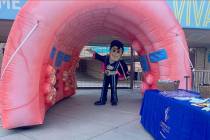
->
xmin=110 ymin=46 xmax=123 ymax=61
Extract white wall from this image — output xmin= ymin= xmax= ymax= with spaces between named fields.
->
xmin=205 ymin=48 xmax=210 ymax=70
xmin=78 ymin=59 xmax=103 ymax=80
xmin=86 ymin=59 xmax=103 ymax=80
xmin=195 ymin=48 xmax=206 ymax=70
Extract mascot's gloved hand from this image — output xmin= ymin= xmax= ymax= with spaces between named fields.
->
xmin=126 ymin=72 xmax=130 ymax=80
xmin=104 ymin=70 xmax=110 ymax=76
xmin=107 ymin=65 xmax=114 ymax=70
xmin=126 ymin=76 xmax=130 ymax=80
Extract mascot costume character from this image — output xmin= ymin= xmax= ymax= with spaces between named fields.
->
xmin=87 ymin=40 xmax=129 ymax=106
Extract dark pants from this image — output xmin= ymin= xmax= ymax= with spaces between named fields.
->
xmin=100 ymin=75 xmax=118 ymax=104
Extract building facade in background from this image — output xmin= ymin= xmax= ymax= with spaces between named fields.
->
xmin=0 ymin=0 xmax=210 ymax=88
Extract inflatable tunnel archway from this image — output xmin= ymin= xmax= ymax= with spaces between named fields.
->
xmin=0 ymin=1 xmax=191 ymax=128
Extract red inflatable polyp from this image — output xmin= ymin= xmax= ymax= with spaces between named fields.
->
xmin=0 ymin=0 xmax=191 ymax=129
xmin=145 ymin=73 xmax=154 ymax=86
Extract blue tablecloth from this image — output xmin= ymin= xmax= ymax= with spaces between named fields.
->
xmin=140 ymin=90 xmax=210 ymax=140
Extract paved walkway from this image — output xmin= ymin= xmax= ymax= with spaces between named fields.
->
xmin=0 ymin=89 xmax=153 ymax=140
xmin=76 ymin=72 xmax=131 ymax=88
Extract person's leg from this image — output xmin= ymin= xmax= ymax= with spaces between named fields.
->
xmin=94 ymin=76 xmax=110 ymax=105
xmin=111 ymin=75 xmax=118 ymax=105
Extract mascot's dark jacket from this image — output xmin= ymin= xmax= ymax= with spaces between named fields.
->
xmin=94 ymin=52 xmax=129 ymax=103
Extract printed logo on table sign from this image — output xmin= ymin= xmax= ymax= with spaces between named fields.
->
xmin=160 ymin=107 xmax=171 ymax=139
xmin=164 ymin=107 xmax=170 ymax=123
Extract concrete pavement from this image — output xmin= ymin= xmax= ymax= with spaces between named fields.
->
xmin=0 ymin=89 xmax=153 ymax=140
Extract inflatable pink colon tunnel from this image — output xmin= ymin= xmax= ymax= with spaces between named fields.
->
xmin=0 ymin=1 xmax=191 ymax=129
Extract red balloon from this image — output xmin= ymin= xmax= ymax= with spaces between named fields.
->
xmin=132 ymin=40 xmax=143 ymax=53
xmin=45 ymin=87 xmax=56 ymax=105
xmin=145 ymin=73 xmax=154 ymax=85
xmin=64 ymin=86 xmax=70 ymax=91
xmin=46 ymin=65 xmax=56 ymax=75
xmin=45 ymin=94 xmax=53 ymax=104
xmin=43 ymin=83 xmax=52 ymax=94
xmin=46 ymin=74 xmax=56 ymax=85
xmin=140 ymin=82 xmax=149 ymax=96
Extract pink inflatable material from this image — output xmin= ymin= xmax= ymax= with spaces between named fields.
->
xmin=0 ymin=0 xmax=191 ymax=128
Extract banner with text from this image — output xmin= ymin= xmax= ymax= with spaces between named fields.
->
xmin=167 ymin=0 xmax=210 ymax=29
xmin=0 ymin=0 xmax=210 ymax=29
xmin=0 ymin=0 xmax=27 ymax=20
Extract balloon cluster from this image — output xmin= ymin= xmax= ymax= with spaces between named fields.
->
xmin=140 ymin=73 xmax=154 ymax=96
xmin=44 ymin=65 xmax=57 ymax=105
xmin=62 ymin=70 xmax=74 ymax=92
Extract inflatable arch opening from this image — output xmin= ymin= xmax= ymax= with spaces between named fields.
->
xmin=0 ymin=1 xmax=191 ymax=129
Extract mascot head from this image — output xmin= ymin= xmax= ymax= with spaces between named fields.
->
xmin=109 ymin=40 xmax=124 ymax=61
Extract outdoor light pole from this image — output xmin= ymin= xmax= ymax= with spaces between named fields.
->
xmin=130 ymin=46 xmax=135 ymax=89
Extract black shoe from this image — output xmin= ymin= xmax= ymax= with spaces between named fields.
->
xmin=111 ymin=101 xmax=118 ymax=106
xmin=94 ymin=100 xmax=106 ymax=105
